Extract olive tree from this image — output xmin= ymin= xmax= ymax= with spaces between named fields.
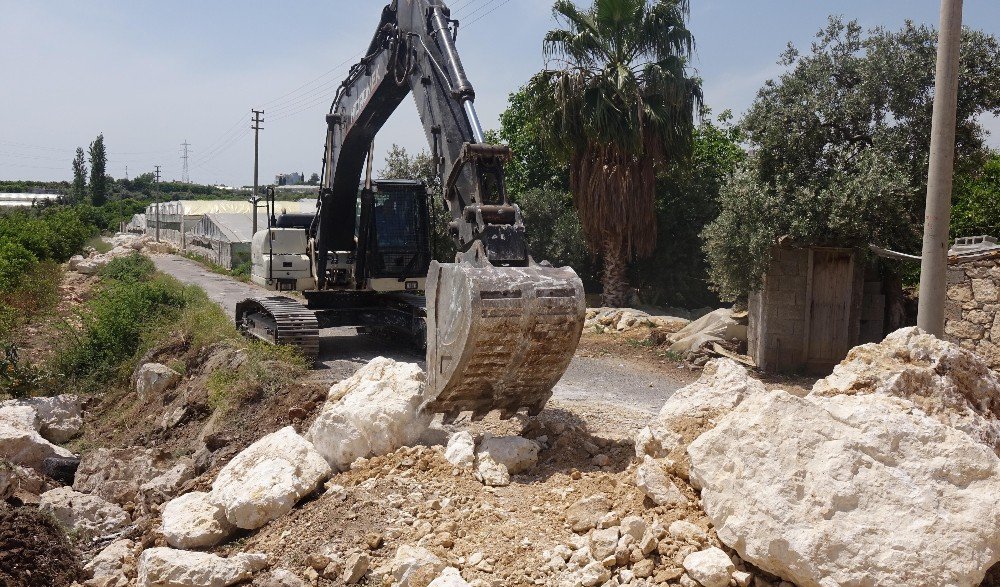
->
xmin=703 ymin=17 xmax=1000 ymax=302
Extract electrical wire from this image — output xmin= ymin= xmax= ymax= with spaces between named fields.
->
xmin=463 ymin=0 xmax=515 ymax=27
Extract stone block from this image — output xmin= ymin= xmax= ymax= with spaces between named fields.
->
xmin=972 ymin=279 xmax=999 ymax=303
xmin=948 ymin=283 xmax=974 ymax=303
xmin=946 ymin=320 xmax=985 ymax=341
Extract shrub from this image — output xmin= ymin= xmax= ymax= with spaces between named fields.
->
xmin=57 ymin=258 xmax=187 ymax=384
xmin=100 ymin=253 xmax=155 ymax=283
xmin=0 ymin=239 xmax=38 ymax=292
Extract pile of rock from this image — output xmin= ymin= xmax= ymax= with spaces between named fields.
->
xmin=677 ymin=328 xmax=1000 ymax=586
xmin=445 ymin=431 xmax=539 ymax=487
xmin=68 ymin=233 xmax=158 ymax=275
xmin=147 ymin=358 xmax=433 ymax=586
xmin=585 ymin=308 xmax=690 ymax=334
xmin=0 ymin=395 xmax=83 ymax=473
xmin=550 ymin=502 xmax=748 ymax=587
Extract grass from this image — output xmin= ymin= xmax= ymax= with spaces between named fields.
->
xmin=0 ymin=261 xmax=62 ymax=336
xmin=46 ymin=252 xmax=306 ymax=413
xmin=182 ymin=251 xmax=251 ymax=283
xmin=206 ymin=342 xmax=306 ymax=414
xmin=84 ymin=235 xmax=112 ymax=254
xmin=4 ymin=250 xmax=306 ymax=421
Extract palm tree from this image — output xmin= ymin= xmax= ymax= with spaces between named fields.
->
xmin=527 ymin=0 xmax=702 ymax=306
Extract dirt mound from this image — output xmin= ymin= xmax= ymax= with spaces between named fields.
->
xmin=0 ymin=504 xmax=86 ymax=587
xmin=238 ymin=408 xmax=716 ymax=586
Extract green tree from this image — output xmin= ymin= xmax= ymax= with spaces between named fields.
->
xmin=952 ymin=153 xmax=1000 ymax=238
xmin=379 ymin=144 xmax=456 ymax=262
xmin=526 ymin=0 xmax=702 ymax=306
xmin=704 ymin=18 xmax=1000 ymax=302
xmin=307 ymin=173 xmax=320 ymax=185
xmin=88 ymin=134 xmax=109 ymax=206
xmin=71 ymin=148 xmax=87 ymax=203
xmin=497 ymin=88 xmax=569 ymax=195
xmin=635 ymin=112 xmax=745 ymax=308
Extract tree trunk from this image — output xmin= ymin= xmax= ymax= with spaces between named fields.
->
xmin=601 ymin=240 xmax=632 ymax=307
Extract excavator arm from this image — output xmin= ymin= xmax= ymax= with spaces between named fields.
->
xmin=314 ymin=0 xmax=585 ymax=420
xmin=315 ymin=0 xmax=525 ymax=272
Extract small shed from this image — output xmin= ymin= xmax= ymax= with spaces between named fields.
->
xmin=188 ymin=213 xmax=255 ymax=269
xmin=749 ymin=246 xmax=883 ymax=375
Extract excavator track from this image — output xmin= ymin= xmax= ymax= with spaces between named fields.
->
xmin=424 ymin=250 xmax=586 ymax=421
xmin=235 ymin=297 xmax=320 ymax=362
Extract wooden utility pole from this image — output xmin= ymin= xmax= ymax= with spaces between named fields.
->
xmin=251 ymin=109 xmax=264 ymax=236
xmin=154 ymin=165 xmax=162 ymax=243
xmin=917 ymin=0 xmax=964 ymax=336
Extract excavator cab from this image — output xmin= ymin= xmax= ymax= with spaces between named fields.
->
xmin=356 ymin=180 xmax=431 ymax=293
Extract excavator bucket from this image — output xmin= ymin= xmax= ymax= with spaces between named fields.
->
xmin=424 ymin=248 xmax=586 ymax=421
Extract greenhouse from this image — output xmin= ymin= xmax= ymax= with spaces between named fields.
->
xmin=188 ymin=213 xmax=255 ymax=270
xmin=124 ymin=213 xmax=146 ymax=234
xmin=145 ymin=200 xmax=254 ymax=248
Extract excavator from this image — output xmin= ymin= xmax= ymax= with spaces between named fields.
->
xmin=236 ymin=0 xmax=585 ymax=420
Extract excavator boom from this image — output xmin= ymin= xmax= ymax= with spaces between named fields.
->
xmin=257 ymin=0 xmax=585 ymax=418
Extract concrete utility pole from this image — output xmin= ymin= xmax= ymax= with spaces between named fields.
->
xmin=181 ymin=141 xmax=191 ymax=184
xmin=251 ymin=109 xmax=264 ymax=236
xmin=917 ymin=0 xmax=964 ymax=336
xmin=154 ymin=165 xmax=162 ymax=243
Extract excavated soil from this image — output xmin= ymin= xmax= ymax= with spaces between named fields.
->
xmin=235 ymin=407 xmax=719 ymax=586
xmin=0 ymin=504 xmax=86 ymax=587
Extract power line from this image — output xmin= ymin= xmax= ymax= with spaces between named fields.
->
xmin=190 ymin=127 xmax=251 ymax=168
xmin=261 ymin=51 xmax=365 ymax=110
xmin=464 ymin=0 xmax=515 ymax=27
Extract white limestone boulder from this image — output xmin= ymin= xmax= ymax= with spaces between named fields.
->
xmin=68 ymin=255 xmax=86 ymax=271
xmin=39 ymin=486 xmax=131 ymax=538
xmin=391 ymin=545 xmax=445 ymax=587
xmin=76 ymin=257 xmax=108 ymax=275
xmin=161 ymin=491 xmax=234 ymax=549
xmin=443 ymin=431 xmax=475 ymax=468
xmin=73 ymin=447 xmax=194 ymax=509
xmin=428 ymin=567 xmax=471 ymax=587
xmin=85 ymin=539 xmax=138 ymax=584
xmin=811 ymin=327 xmax=1000 ymax=454
xmin=137 ymin=548 xmax=267 ymax=587
xmin=636 ymin=359 xmax=766 ymax=464
xmin=682 ymin=547 xmax=734 ymax=587
xmin=1 ymin=394 xmax=83 ymax=443
xmin=689 ymin=389 xmax=1000 ymax=587
xmin=473 ymin=434 xmax=538 ymax=487
xmin=134 ymin=363 xmax=181 ymax=403
xmin=565 ymin=493 xmax=612 ymax=533
xmin=635 ymin=456 xmax=686 ymax=507
xmin=0 ymin=405 xmax=74 ymax=470
xmin=208 ymin=426 xmax=331 ymax=530
xmin=305 ymin=358 xmax=431 ymax=471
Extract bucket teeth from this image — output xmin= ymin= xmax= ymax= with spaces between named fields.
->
xmin=423 ymin=258 xmax=585 ymax=419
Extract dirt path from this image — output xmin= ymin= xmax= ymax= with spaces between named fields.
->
xmin=151 ymin=253 xmax=686 ymax=414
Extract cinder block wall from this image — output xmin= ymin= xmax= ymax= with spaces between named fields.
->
xmin=945 ymin=256 xmax=1000 ymax=368
xmin=749 ymin=247 xmax=810 ymax=372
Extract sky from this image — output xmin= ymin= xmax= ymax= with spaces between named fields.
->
xmin=1 ymin=0 xmax=998 ymax=186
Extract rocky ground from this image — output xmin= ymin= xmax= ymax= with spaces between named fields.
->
xmin=3 ymin=238 xmax=1000 ymax=587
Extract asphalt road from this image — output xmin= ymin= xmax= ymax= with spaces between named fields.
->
xmin=152 ymin=254 xmax=682 ymax=414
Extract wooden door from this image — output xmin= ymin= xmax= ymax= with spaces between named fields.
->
xmin=805 ymin=250 xmax=854 ymax=374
